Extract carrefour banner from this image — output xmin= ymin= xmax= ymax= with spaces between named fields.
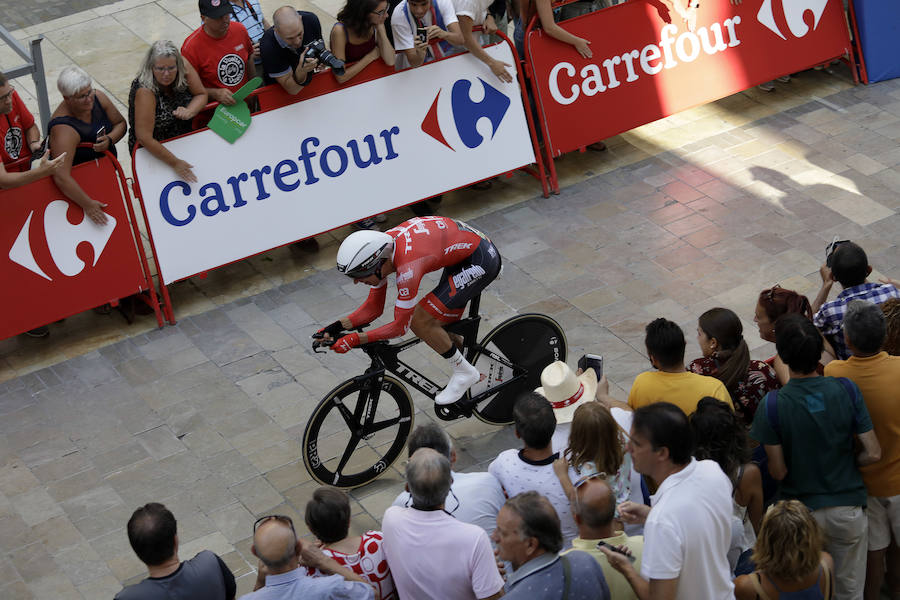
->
xmin=1 ymin=156 xmax=153 ymax=338
xmin=134 ymin=44 xmax=534 ymax=285
xmin=527 ymin=0 xmax=852 ymax=157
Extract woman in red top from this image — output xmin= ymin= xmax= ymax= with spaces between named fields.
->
xmin=330 ymin=0 xmax=396 ymax=84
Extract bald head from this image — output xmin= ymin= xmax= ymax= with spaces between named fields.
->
xmin=273 ymin=6 xmax=304 ymax=47
xmin=252 ymin=519 xmax=298 ymax=572
xmin=406 ymin=447 xmax=451 ymax=509
xmin=574 ymin=478 xmax=616 ymax=533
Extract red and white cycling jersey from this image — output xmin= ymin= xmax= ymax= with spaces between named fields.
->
xmin=346 ymin=216 xmax=483 ymax=342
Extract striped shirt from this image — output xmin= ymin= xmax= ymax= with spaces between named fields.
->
xmin=230 ymin=0 xmax=266 ymax=42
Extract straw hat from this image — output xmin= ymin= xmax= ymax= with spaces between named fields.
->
xmin=534 ymin=361 xmax=598 ymax=424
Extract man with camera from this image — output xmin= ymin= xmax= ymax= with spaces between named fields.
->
xmin=260 ymin=6 xmax=333 ymax=95
xmin=391 ymin=0 xmax=464 ymax=69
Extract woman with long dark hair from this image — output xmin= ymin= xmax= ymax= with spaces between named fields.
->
xmin=689 ymin=307 xmax=778 ymax=427
xmin=691 ymin=397 xmax=763 ymax=576
xmin=331 ymin=0 xmax=396 ymax=84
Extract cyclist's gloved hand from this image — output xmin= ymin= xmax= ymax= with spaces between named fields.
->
xmin=316 ymin=320 xmax=344 ymax=339
xmin=332 ymin=332 xmax=360 ymax=353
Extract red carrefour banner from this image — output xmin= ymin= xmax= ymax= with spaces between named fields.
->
xmin=1 ymin=155 xmax=158 ymax=338
xmin=526 ymin=0 xmax=852 ymax=157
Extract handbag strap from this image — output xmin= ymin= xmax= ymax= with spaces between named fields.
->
xmin=750 ymin=573 xmax=774 ymax=600
xmin=821 ymin=559 xmax=833 ymax=600
xmin=560 ymin=554 xmax=572 ymax=600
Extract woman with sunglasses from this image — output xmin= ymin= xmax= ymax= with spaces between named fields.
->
xmin=330 ymin=0 xmax=396 ymax=84
xmin=128 ymin=40 xmax=207 ymax=183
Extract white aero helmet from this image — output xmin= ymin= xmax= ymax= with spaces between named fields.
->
xmin=336 ymin=230 xmax=394 ymax=279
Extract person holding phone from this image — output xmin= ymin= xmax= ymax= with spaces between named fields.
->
xmin=390 ymin=0 xmax=464 ymax=69
xmin=48 ymin=65 xmax=126 ymax=226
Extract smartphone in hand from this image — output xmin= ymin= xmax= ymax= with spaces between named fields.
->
xmin=95 ymin=125 xmax=106 ymax=141
xmin=577 ymin=354 xmax=603 ymax=380
xmin=416 ymin=27 xmax=428 ymax=43
xmin=597 ymin=540 xmax=636 ymax=562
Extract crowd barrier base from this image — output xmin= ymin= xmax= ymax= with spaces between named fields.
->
xmin=133 ymin=31 xmax=548 ymax=324
xmin=1 ymin=151 xmax=163 ymax=340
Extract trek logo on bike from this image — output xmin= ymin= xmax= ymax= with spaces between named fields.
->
xmin=449 ymin=264 xmax=486 ymax=296
xmin=9 ymin=199 xmax=117 ymax=282
xmin=757 ymin=0 xmax=827 ymax=41
xmin=421 ymin=77 xmax=511 ymax=151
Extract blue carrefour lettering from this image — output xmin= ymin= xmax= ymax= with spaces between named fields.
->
xmin=321 ymin=145 xmax=348 ymax=178
xmin=347 ymin=135 xmax=382 ymax=168
xmin=273 ymin=159 xmax=300 ymax=191
xmin=199 ymin=182 xmax=229 ymax=217
xmin=380 ymin=127 xmax=400 ymax=159
xmin=160 ymin=180 xmax=196 ymax=226
xmin=228 ymin=172 xmax=249 ymax=207
xmin=155 ymin=128 xmax=402 ymax=228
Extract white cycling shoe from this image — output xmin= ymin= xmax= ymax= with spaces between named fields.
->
xmin=435 ymin=364 xmax=481 ymax=405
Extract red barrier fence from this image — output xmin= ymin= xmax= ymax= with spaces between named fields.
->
xmin=524 ymin=0 xmax=855 ymax=193
xmin=1 ymin=152 xmax=163 ymax=339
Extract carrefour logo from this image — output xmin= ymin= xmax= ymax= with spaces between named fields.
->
xmin=421 ymin=78 xmax=511 ymax=151
xmin=9 ymin=200 xmax=116 ymax=281
xmin=757 ymin=0 xmax=827 ymax=40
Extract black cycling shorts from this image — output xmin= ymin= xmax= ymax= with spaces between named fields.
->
xmin=421 ymin=237 xmax=502 ymax=323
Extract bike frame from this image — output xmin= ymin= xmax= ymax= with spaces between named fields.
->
xmin=350 ymin=295 xmax=529 ymax=420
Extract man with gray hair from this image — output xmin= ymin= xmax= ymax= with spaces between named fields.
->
xmin=825 ymin=299 xmax=900 ymax=598
xmin=240 ymin=514 xmax=373 ymax=599
xmin=382 ymin=448 xmax=504 ymax=599
xmin=493 ymin=491 xmax=610 ymax=599
xmin=392 ymin=422 xmax=505 ymax=534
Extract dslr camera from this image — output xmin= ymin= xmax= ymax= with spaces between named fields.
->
xmin=305 ymin=39 xmax=346 ymax=76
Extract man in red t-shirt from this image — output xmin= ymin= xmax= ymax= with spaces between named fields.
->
xmin=0 ymin=72 xmax=65 ymax=190
xmin=181 ymin=0 xmax=255 ymax=106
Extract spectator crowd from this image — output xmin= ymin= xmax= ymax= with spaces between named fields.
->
xmin=108 ymin=235 xmax=898 ymax=600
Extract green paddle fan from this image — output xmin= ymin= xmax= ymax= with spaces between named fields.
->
xmin=208 ymin=77 xmax=263 ymax=144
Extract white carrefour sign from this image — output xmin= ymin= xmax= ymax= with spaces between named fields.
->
xmin=134 ymin=44 xmax=534 ymax=284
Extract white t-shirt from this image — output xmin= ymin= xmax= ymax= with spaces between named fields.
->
xmin=454 ymin=0 xmax=492 ymax=24
xmin=382 ymin=506 xmax=504 ymax=600
xmin=488 ymin=449 xmax=579 ymax=544
xmin=391 ymin=0 xmax=459 ymax=50
xmin=392 ymin=470 xmax=506 ymax=534
xmin=641 ymin=459 xmax=734 ymax=600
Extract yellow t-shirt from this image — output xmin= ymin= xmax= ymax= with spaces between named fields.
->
xmin=563 ymin=532 xmax=643 ymax=600
xmin=627 ymin=370 xmax=733 ymax=415
xmin=824 ymin=352 xmax=900 ymax=497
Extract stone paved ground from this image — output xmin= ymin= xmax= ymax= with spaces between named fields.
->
xmin=3 ymin=1 xmax=900 ymax=598
xmin=1 ymin=0 xmax=118 ymax=31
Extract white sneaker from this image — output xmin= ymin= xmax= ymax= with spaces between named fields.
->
xmin=435 ymin=364 xmax=481 ymax=405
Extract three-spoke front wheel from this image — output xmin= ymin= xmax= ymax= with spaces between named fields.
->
xmin=302 ymin=375 xmax=414 ymax=488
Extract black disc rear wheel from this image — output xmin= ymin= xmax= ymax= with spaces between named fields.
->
xmin=467 ymin=314 xmax=567 ymax=425
xmin=302 ymin=375 xmax=414 ymax=488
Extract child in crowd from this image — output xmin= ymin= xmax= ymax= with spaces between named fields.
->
xmin=305 ymin=486 xmax=396 ymax=599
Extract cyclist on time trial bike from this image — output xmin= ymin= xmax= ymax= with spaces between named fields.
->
xmin=317 ymin=215 xmax=502 ymax=405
